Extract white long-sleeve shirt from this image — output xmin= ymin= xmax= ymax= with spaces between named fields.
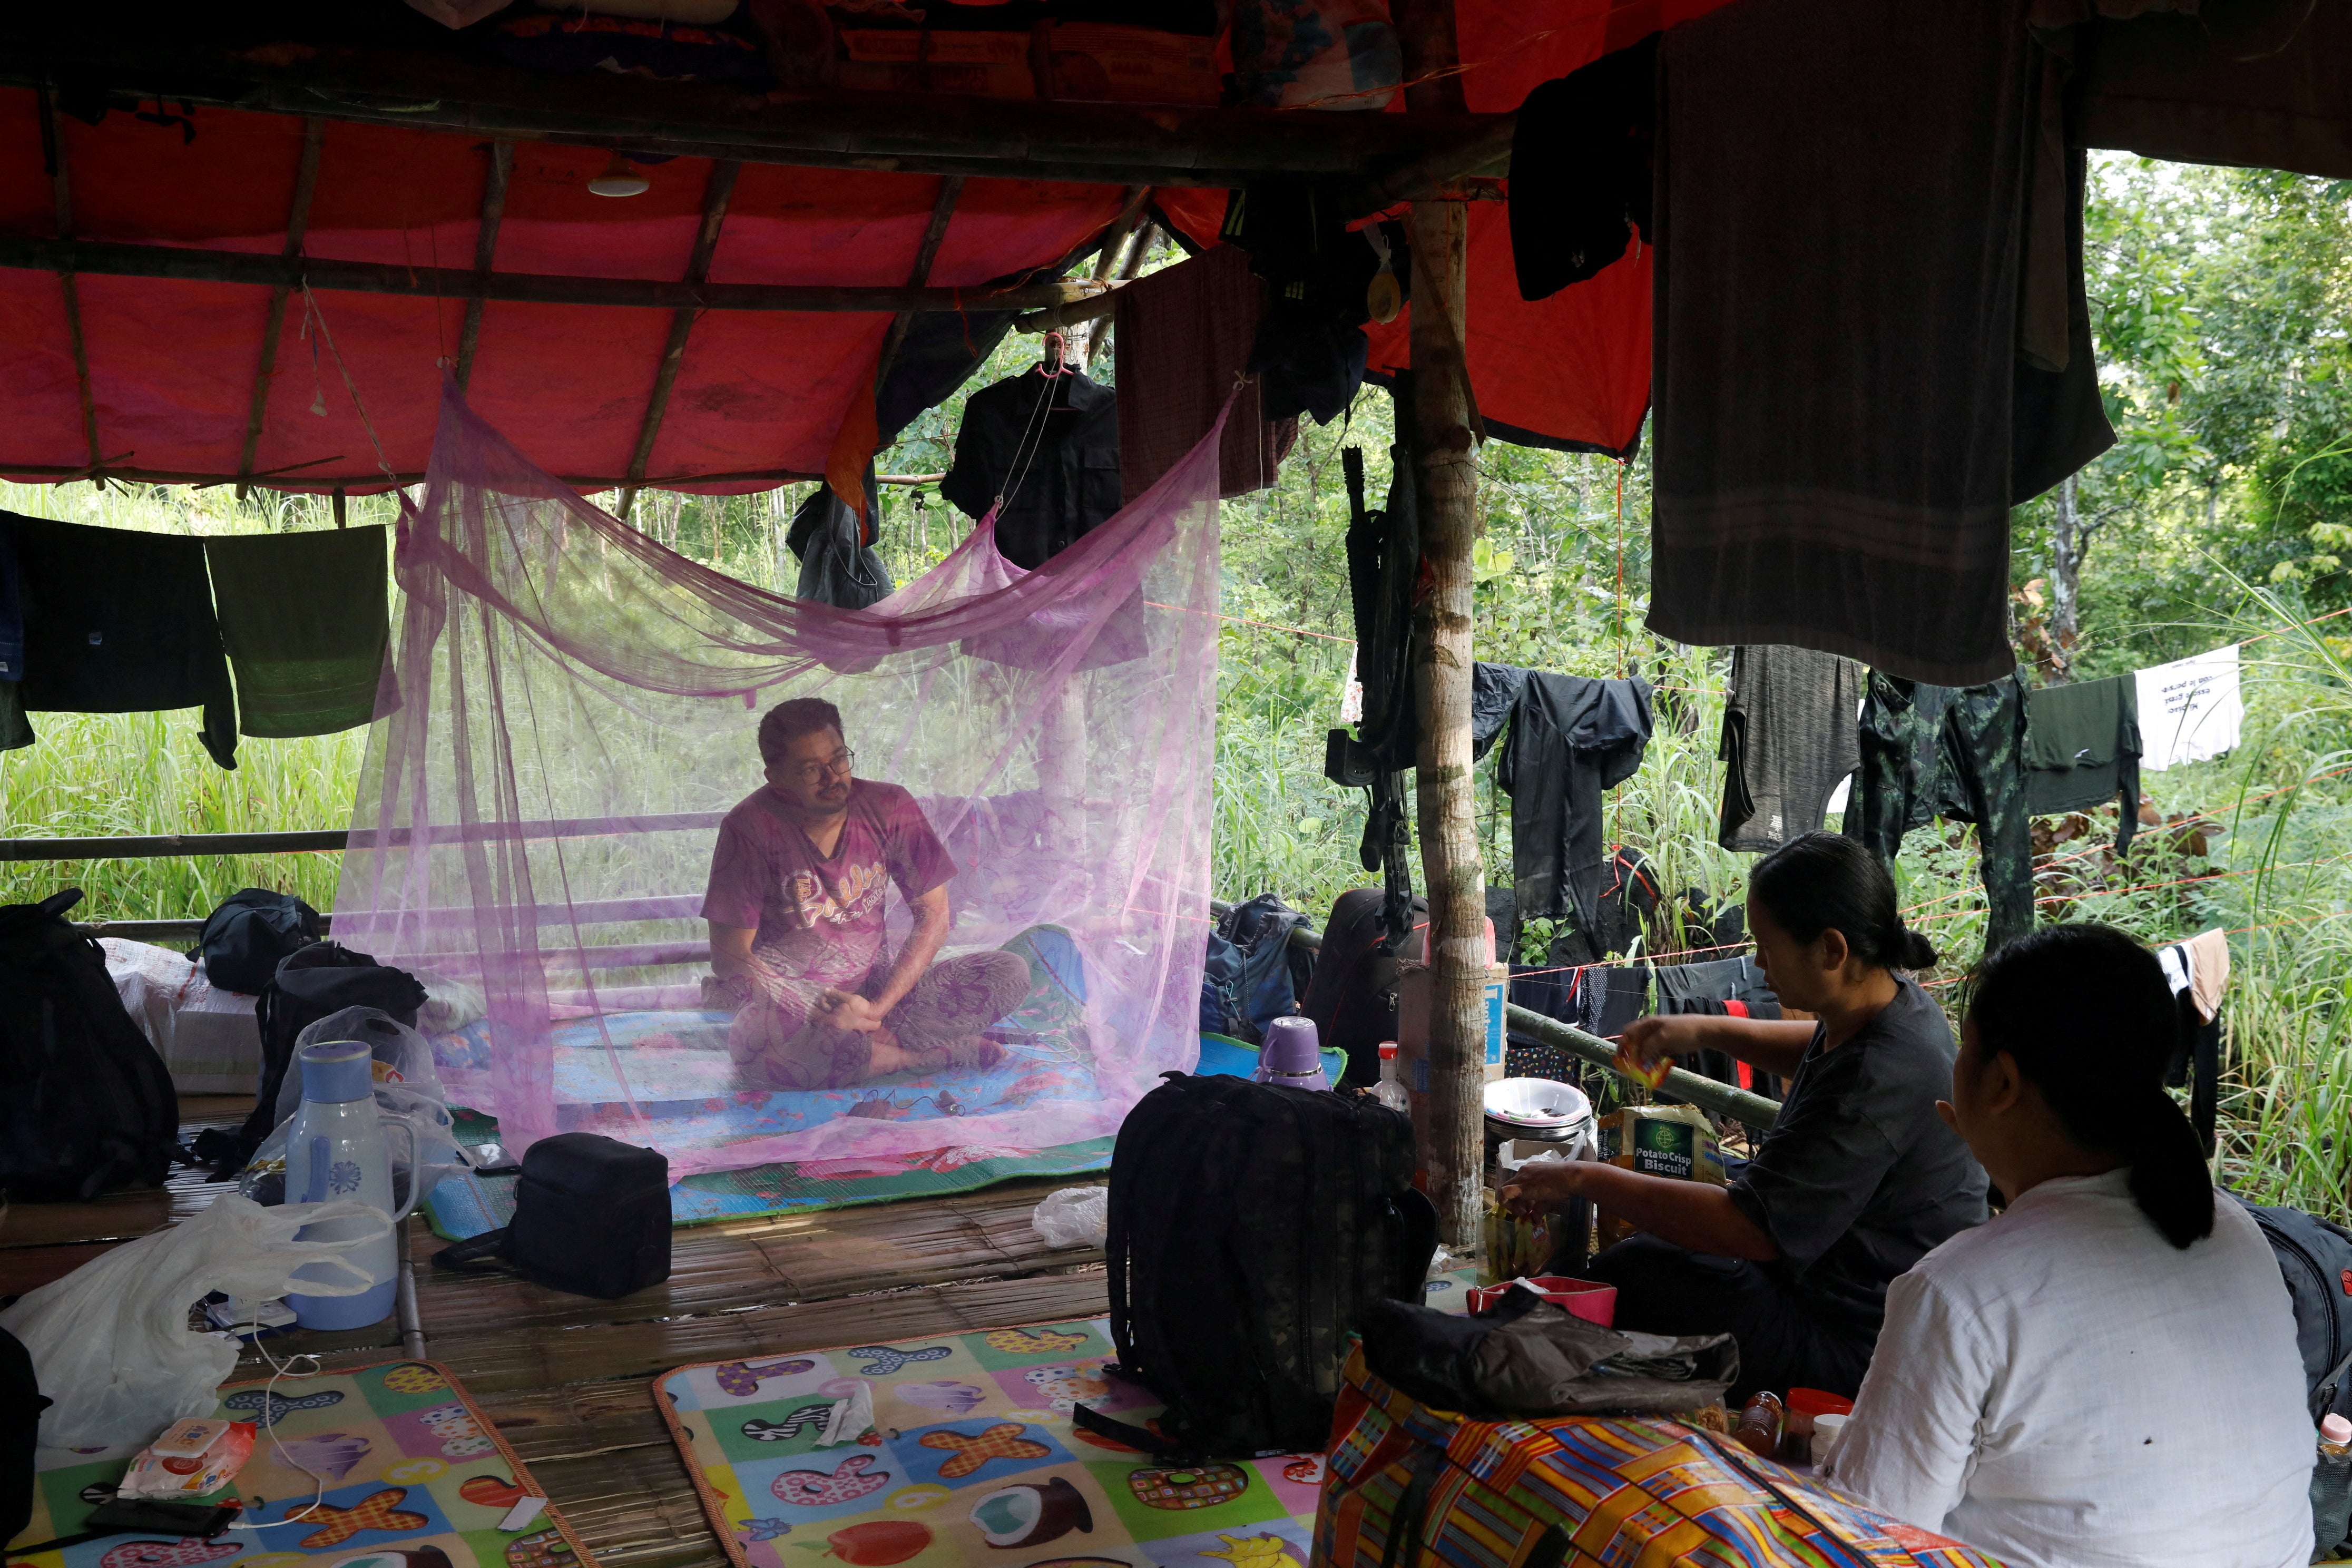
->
xmin=1826 ymin=1169 xmax=2312 ymax=1568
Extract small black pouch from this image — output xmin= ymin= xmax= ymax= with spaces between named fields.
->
xmin=434 ymin=1132 xmax=670 ymax=1300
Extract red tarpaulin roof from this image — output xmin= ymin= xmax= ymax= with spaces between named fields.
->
xmin=0 ymin=0 xmax=1738 ymax=495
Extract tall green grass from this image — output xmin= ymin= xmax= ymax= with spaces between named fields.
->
xmin=6 ymin=413 xmax=2348 ymax=1223
xmin=0 ymin=482 xmax=387 ymax=920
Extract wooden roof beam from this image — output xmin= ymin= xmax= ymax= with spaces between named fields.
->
xmin=0 ymin=34 xmax=1511 ymax=197
xmin=453 ymin=141 xmax=514 ymax=394
xmin=617 ymin=160 xmax=741 ymax=519
xmin=0 ymin=236 xmax=1130 ymax=313
xmin=233 ymin=116 xmax=324 ymax=501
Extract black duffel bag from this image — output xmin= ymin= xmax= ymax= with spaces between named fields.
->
xmin=434 ymin=1132 xmax=671 ymax=1300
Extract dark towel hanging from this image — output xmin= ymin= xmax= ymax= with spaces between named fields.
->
xmin=205 ymin=525 xmax=391 ymax=739
xmin=5 ymin=511 xmax=238 ymax=768
xmin=1508 ymin=34 xmax=1659 ymax=302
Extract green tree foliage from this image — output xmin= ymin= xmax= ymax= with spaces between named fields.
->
xmin=2013 ymin=157 xmax=2352 ymax=676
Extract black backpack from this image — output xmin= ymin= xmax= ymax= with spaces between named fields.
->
xmin=433 ymin=1132 xmax=672 ymax=1300
xmin=1087 ymin=1074 xmax=1437 ymax=1459
xmin=187 ymin=888 xmax=320 ymax=995
xmin=204 ymin=942 xmax=428 ymax=1176
xmin=1214 ymin=893 xmax=1316 ymax=1044
xmin=1299 ymin=888 xmax=1427 ymax=1087
xmin=0 ymin=889 xmax=180 ymax=1201
xmin=1199 ymin=930 xmax=1248 ymax=1038
xmin=2235 ymin=1194 xmax=2352 ymax=1424
xmin=1 ymin=1326 xmax=46 ymax=1546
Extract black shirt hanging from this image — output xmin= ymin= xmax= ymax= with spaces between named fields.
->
xmin=939 ymin=365 xmax=1120 ymax=570
xmin=3 ymin=511 xmax=238 ymax=769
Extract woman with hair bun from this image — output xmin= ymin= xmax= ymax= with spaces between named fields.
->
xmin=1502 ymin=830 xmax=1986 ymax=1399
xmin=1826 ymin=924 xmax=2311 ymax=1568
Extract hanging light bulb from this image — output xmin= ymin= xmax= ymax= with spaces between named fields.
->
xmin=587 ymin=151 xmax=651 ymax=198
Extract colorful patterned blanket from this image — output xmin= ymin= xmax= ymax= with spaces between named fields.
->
xmin=1318 ymin=1344 xmax=2004 ymax=1568
xmin=652 ymin=1275 xmax=1477 ymax=1568
xmin=7 ymin=1360 xmax=592 ymax=1568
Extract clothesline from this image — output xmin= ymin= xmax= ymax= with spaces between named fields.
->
xmin=1156 ymin=601 xmax=1359 ymax=644
xmin=1896 ymin=759 xmax=2352 ymax=921
xmin=1505 ymin=933 xmax=1756 ymax=984
xmin=1508 ymin=847 xmax=2340 ymax=999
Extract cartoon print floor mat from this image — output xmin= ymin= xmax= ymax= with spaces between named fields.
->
xmin=652 ymin=1272 xmax=1477 ymax=1568
xmin=7 ymin=1359 xmax=594 ymax=1568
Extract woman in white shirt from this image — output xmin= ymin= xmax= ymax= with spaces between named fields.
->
xmin=1826 ymin=923 xmax=2312 ymax=1568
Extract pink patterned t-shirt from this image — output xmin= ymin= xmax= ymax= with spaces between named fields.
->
xmin=700 ymin=780 xmax=954 ymax=989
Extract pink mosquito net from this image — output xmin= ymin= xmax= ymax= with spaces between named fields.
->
xmin=332 ymin=378 xmax=1225 ymax=1175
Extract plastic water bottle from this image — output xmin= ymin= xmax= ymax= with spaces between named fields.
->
xmin=1374 ymin=1042 xmax=1410 ymax=1112
xmin=283 ymin=1041 xmax=420 ymax=1330
xmin=2315 ymin=1413 xmax=2352 ymax=1561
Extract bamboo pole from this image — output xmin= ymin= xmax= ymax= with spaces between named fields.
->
xmin=39 ymin=91 xmax=102 ymax=483
xmin=1395 ymin=0 xmax=1486 ymax=1249
xmin=619 ymin=159 xmax=742 ymax=518
xmin=871 ymin=174 xmax=968 ymax=395
xmin=1406 ymin=200 xmax=1486 ymax=1249
xmin=235 ymin=117 xmax=325 ymax=501
xmin=453 ymin=141 xmax=514 ymax=393
xmin=0 ymin=236 xmax=1118 ymax=314
xmin=0 ymin=35 xmax=1508 ymax=194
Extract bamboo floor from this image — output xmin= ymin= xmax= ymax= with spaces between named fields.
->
xmin=0 ymin=1097 xmax=1111 ymax=1568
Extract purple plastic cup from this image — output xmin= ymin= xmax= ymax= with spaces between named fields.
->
xmin=1255 ymin=1015 xmax=1329 ymax=1091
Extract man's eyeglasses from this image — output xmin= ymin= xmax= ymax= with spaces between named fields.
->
xmin=788 ymin=749 xmax=855 ymax=785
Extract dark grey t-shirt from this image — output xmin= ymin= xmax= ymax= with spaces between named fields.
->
xmin=1726 ymin=978 xmax=1988 ymax=1334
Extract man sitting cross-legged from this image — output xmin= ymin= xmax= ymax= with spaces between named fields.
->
xmin=702 ymin=697 xmax=1028 ymax=1091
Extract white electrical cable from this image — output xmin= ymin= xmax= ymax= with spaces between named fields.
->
xmin=221 ymin=1305 xmax=334 ymax=1531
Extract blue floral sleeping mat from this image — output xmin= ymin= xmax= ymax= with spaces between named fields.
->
xmin=429 ymin=1008 xmax=1105 ymax=1145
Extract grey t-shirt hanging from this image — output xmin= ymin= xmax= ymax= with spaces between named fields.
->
xmin=1718 ymin=644 xmax=1864 ymax=851
xmin=1725 ymin=978 xmax=1987 ymax=1335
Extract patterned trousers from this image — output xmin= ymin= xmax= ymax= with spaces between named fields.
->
xmin=1845 ymin=670 xmax=2035 ymax=959
xmin=718 ymin=948 xmax=1031 ymax=1091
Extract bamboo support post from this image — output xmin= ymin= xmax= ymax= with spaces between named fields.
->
xmin=1405 ymin=201 xmax=1486 ymax=1248
xmin=236 ymin=117 xmax=325 ymax=501
xmin=453 ymin=141 xmax=514 ymax=393
xmin=1395 ymin=0 xmax=1485 ymax=1249
xmin=619 ymin=159 xmax=741 ymax=518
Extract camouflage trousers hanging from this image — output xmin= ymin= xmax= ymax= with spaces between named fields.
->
xmin=1845 ymin=670 xmax=2035 ymax=959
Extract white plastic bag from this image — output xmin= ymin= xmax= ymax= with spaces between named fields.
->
xmin=0 ymin=1194 xmax=390 ymax=1448
xmin=1030 ymin=1185 xmax=1108 ymax=1249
